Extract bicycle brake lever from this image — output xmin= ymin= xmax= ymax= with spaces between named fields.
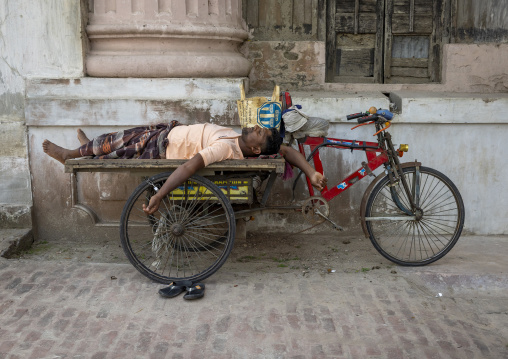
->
xmin=351 ymin=121 xmax=375 ymax=130
xmin=373 ymin=121 xmax=391 ymax=136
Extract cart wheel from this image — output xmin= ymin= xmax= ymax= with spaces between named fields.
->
xmin=120 ymin=172 xmax=236 ymax=283
xmin=365 ymin=166 xmax=464 ymax=266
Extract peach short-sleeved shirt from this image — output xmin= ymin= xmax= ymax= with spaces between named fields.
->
xmin=165 ymin=123 xmax=244 ymax=166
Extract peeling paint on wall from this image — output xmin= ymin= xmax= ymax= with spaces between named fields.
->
xmin=244 ymin=41 xmax=325 ymax=91
xmin=456 ymin=0 xmax=508 ymax=43
xmin=1 ymin=0 xmax=85 ymax=211
xmin=443 ymin=44 xmax=508 ymax=92
xmin=0 ymin=204 xmax=32 ymax=228
xmin=0 ymin=121 xmax=27 ymax=157
xmin=0 ymin=157 xmax=32 ymax=204
xmin=0 ymin=92 xmax=24 ymax=119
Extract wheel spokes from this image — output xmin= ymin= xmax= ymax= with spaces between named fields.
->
xmin=121 ymin=174 xmax=234 ymax=283
xmin=366 ymin=167 xmax=463 ymax=265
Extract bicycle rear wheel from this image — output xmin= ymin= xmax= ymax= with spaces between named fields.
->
xmin=120 ymin=172 xmax=235 ymax=283
xmin=365 ymin=166 xmax=464 ymax=266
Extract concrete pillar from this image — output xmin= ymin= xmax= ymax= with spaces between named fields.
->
xmin=86 ymin=0 xmax=251 ymax=78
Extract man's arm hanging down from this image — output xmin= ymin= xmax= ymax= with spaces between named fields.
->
xmin=143 ymin=153 xmax=205 ymax=215
xmin=279 ymin=145 xmax=327 ymax=190
xmin=142 ymin=145 xmax=326 ymax=215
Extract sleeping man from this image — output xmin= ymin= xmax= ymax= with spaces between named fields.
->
xmin=42 ymin=121 xmax=327 ymax=214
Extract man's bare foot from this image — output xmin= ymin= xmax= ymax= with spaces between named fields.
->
xmin=42 ymin=140 xmax=75 ymax=165
xmin=77 ymin=129 xmax=90 ymax=145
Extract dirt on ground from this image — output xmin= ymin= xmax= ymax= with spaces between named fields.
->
xmin=17 ymin=230 xmax=396 ymax=278
xmin=227 ymin=231 xmax=395 ymax=276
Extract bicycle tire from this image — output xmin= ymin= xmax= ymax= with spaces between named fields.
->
xmin=120 ymin=172 xmax=236 ymax=283
xmin=365 ymin=166 xmax=464 ymax=266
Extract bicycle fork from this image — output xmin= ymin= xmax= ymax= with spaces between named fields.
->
xmin=383 ymin=133 xmax=421 ymax=216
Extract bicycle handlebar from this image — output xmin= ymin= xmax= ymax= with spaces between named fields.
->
xmin=346 ymin=112 xmax=367 ymax=120
xmin=346 ymin=111 xmax=380 ymax=124
xmin=347 ymin=108 xmax=394 ymax=135
xmin=357 ymin=114 xmax=378 ymax=123
xmin=347 ymin=108 xmax=393 ymax=122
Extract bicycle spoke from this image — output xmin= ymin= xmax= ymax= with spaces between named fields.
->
xmin=414 ymin=222 xmax=431 ymax=260
xmin=416 ymin=221 xmax=443 ymax=254
xmin=181 ymin=229 xmax=226 ymax=255
xmin=419 ymin=174 xmax=441 ymax=207
xmin=420 ymin=217 xmax=457 ymax=235
xmin=389 ymin=221 xmax=414 ymax=259
xmin=414 ymin=222 xmax=434 ymax=258
xmin=418 ymin=219 xmax=451 ymax=248
xmin=160 ymin=235 xmax=178 ymax=277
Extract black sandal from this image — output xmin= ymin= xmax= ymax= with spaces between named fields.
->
xmin=183 ymin=283 xmax=205 ymax=300
xmin=158 ymin=280 xmax=193 ymax=298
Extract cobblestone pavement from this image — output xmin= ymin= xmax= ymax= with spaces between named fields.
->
xmin=1 ymin=236 xmax=507 ymax=359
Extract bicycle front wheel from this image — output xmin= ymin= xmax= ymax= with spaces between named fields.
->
xmin=365 ymin=166 xmax=464 ymax=266
xmin=120 ymin=172 xmax=236 ymax=283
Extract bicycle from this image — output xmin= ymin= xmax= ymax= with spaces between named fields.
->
xmin=119 ymin=108 xmax=465 ymax=283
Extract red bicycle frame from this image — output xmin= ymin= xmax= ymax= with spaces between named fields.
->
xmin=298 ymin=137 xmax=389 ymax=201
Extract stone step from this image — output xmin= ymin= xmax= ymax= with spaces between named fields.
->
xmin=26 ymin=78 xmax=508 ymax=128
xmin=0 ymin=228 xmax=34 ymax=258
xmin=25 ymin=78 xmax=392 ymax=128
xmin=25 ymin=78 xmax=249 ymax=128
xmin=390 ymin=91 xmax=508 ymax=124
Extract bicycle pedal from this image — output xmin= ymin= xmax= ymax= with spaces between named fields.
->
xmin=315 ymin=210 xmax=344 ymax=231
xmin=331 ymin=223 xmax=344 ymax=231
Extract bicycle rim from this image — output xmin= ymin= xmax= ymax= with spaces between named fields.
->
xmin=365 ymin=166 xmax=464 ymax=266
xmin=120 ymin=172 xmax=235 ymax=283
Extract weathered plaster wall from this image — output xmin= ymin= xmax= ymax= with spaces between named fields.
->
xmin=242 ymin=41 xmax=325 ymax=91
xmin=441 ymin=44 xmax=508 ymax=92
xmin=244 ymin=0 xmax=508 ymax=91
xmin=247 ymin=41 xmax=508 ymax=93
xmin=242 ymin=0 xmax=326 ymax=42
xmin=325 ymin=43 xmax=508 ymax=93
xmin=0 ymin=0 xmax=84 ymax=220
xmin=456 ymin=0 xmax=508 ymax=43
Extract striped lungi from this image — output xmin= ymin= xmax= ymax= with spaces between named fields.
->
xmin=78 ymin=121 xmax=180 ymax=159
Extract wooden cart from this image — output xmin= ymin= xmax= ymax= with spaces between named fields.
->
xmin=65 ymin=158 xmax=288 ymax=283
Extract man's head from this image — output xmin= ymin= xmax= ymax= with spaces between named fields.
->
xmin=240 ymin=126 xmax=283 ymax=156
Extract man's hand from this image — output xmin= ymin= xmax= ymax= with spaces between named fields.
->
xmin=142 ymin=154 xmax=206 ymax=216
xmin=279 ymin=146 xmax=327 ymax=191
xmin=310 ymin=171 xmax=327 ymax=191
xmin=143 ymin=194 xmax=162 ymax=215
